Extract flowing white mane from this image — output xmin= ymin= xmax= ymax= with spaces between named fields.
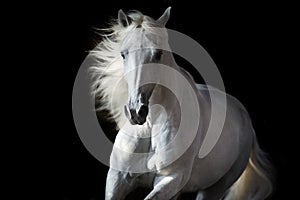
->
xmin=89 ymin=11 xmax=159 ymax=129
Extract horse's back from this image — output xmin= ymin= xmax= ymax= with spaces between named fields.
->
xmin=196 ymin=84 xmax=251 ymax=126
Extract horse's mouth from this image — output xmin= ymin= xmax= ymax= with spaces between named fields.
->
xmin=129 ymin=117 xmax=146 ymax=125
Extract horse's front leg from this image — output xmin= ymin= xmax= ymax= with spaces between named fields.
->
xmin=105 ymin=168 xmax=137 ymax=200
xmin=144 ymin=171 xmax=190 ymax=200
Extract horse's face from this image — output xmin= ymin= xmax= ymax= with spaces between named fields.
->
xmin=119 ymin=8 xmax=171 ymax=125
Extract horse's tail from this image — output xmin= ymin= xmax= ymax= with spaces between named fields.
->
xmin=225 ymin=132 xmax=273 ymax=200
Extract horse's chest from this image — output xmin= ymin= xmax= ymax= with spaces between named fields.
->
xmin=114 ymin=133 xmax=151 ymax=153
xmin=110 ymin=131 xmax=153 ymax=172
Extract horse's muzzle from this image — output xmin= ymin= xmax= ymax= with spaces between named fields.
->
xmin=124 ymin=104 xmax=149 ymax=125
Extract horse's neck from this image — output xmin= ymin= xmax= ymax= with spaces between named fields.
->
xmin=148 ymin=65 xmax=182 ymax=126
xmin=149 ymin=53 xmax=186 ymax=122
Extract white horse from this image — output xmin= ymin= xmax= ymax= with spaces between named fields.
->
xmin=90 ymin=8 xmax=273 ymax=200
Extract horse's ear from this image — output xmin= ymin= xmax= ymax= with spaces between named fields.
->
xmin=156 ymin=7 xmax=171 ymax=26
xmin=118 ymin=9 xmax=132 ymax=27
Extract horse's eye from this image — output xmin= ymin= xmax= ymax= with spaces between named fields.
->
xmin=121 ymin=52 xmax=125 ymax=59
xmin=154 ymin=50 xmax=163 ymax=60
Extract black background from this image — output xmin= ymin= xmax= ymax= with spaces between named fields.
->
xmin=16 ymin=0 xmax=295 ymax=199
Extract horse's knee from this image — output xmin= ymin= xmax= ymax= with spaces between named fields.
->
xmin=145 ymin=173 xmax=189 ymax=200
xmin=196 ymin=191 xmax=204 ymax=200
xmin=155 ymin=172 xmax=189 ymax=190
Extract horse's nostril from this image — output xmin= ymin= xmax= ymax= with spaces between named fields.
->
xmin=138 ymin=105 xmax=149 ymax=118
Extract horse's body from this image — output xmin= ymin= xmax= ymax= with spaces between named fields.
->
xmin=90 ymin=8 xmax=272 ymax=200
